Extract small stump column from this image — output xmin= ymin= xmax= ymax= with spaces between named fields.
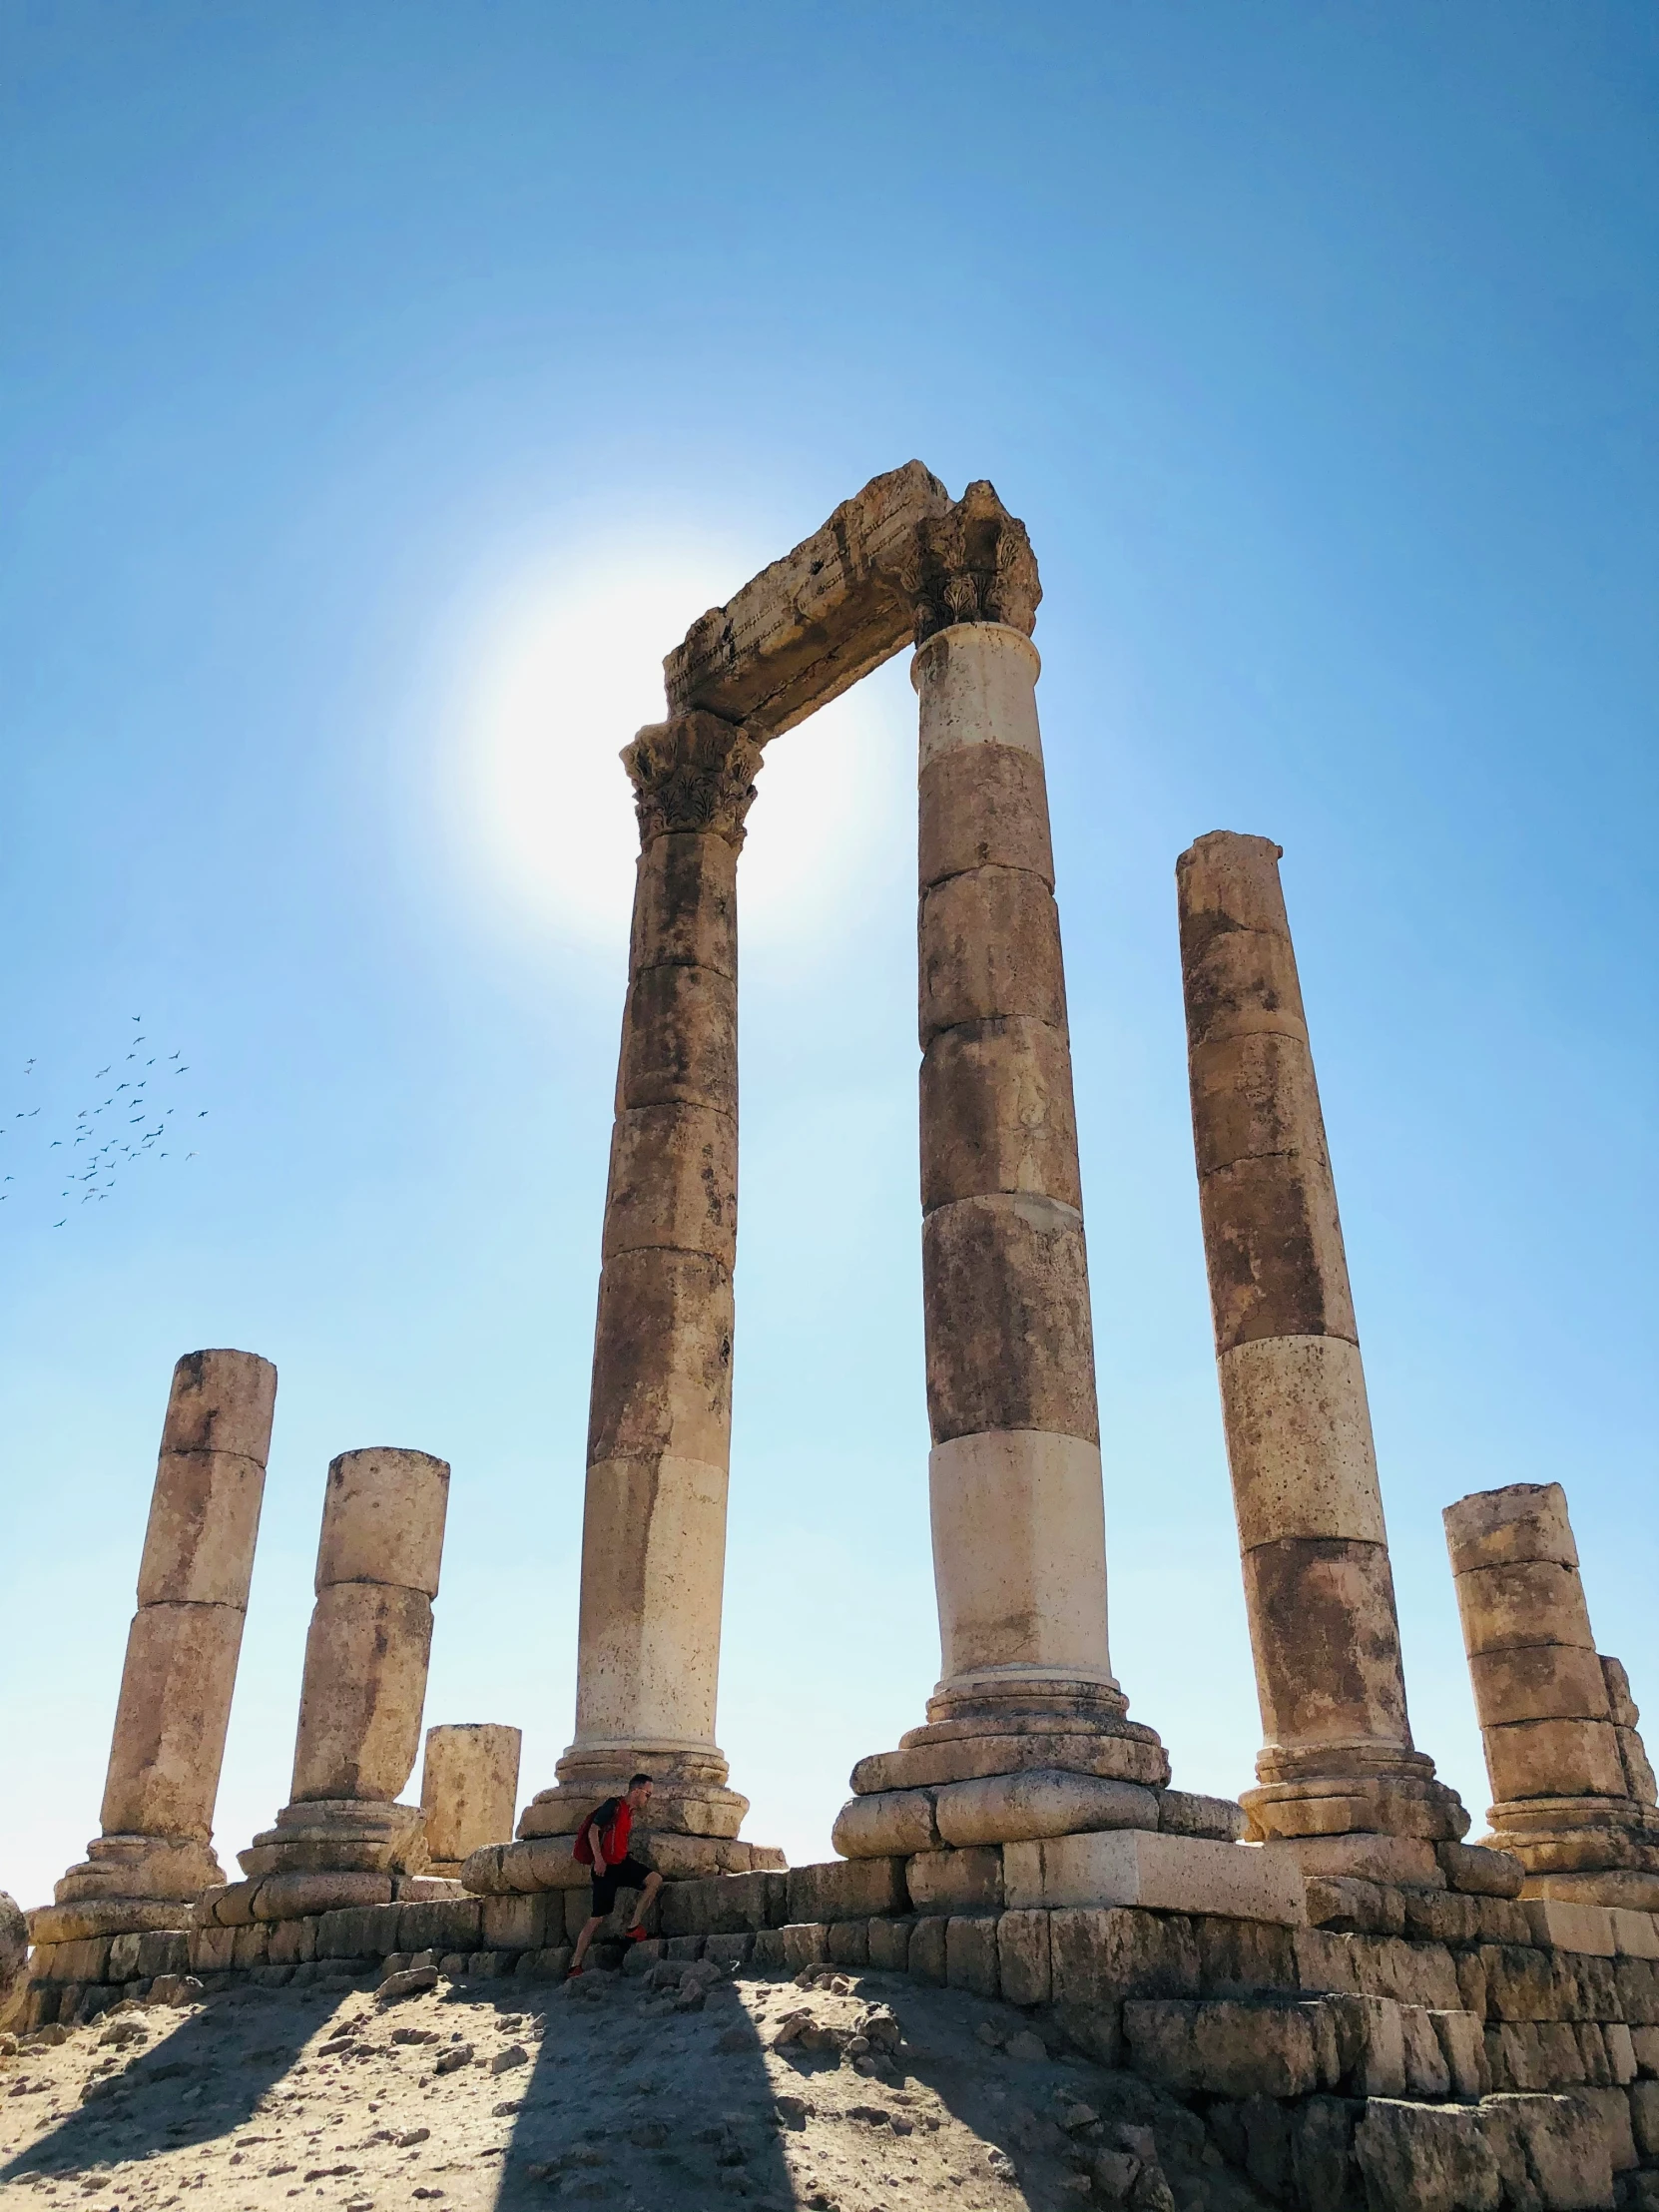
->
xmin=420 ymin=1724 xmax=522 ymax=1879
xmin=1444 ymin=1481 xmax=1659 ymax=1907
xmin=1176 ymin=830 xmax=1464 ymax=1845
xmin=32 ymin=1351 xmax=276 ymax=1946
xmin=232 ymin=1446 xmax=452 ymax=1920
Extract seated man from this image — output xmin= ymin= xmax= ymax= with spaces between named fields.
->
xmin=567 ymin=1773 xmax=663 ymax=1975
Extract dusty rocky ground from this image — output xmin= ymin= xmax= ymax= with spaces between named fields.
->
xmin=0 ymin=1961 xmax=1274 ymax=2212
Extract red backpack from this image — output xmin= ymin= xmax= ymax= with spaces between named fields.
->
xmin=572 ymin=1797 xmax=626 ymax=1867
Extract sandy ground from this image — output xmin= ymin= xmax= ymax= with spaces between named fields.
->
xmin=0 ymin=1962 xmax=1273 ymax=2211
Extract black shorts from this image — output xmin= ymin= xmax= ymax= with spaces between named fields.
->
xmin=591 ymin=1856 xmax=653 ymax=1914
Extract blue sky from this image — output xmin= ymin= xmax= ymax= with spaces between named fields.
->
xmin=2 ymin=2 xmax=1654 ymax=1907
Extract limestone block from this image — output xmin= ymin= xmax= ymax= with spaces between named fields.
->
xmin=1443 ymin=1483 xmax=1580 ymax=1576
xmin=831 ymin=1789 xmax=938 ymax=1860
xmin=996 ymin=1911 xmax=1050 ymax=2006
xmin=28 ymin=1897 xmax=197 ymax=1943
xmin=586 ymin=1255 xmax=733 ymax=1468
xmin=1219 ymin=1337 xmax=1383 ymax=1546
xmin=1351 ymin=2100 xmax=1500 ymax=2211
xmin=1199 ymin=1152 xmax=1355 ymax=1359
xmin=99 ymin=1601 xmax=248 ymax=1839
xmin=1431 ymin=2010 xmax=1491 ymax=2101
xmin=602 ymin=1103 xmax=737 ymax=1266
xmin=1175 ymin=833 xmax=1309 ymax=1050
xmin=267 ymin=1919 xmax=316 ymax=1966
xmin=1400 ymin=2005 xmax=1453 ymax=2097
xmin=1521 ymin=1900 xmax=1616 ymax=1957
xmin=401 ymin=1897 xmax=487 ymax=1952
xmin=619 ymin=963 xmax=737 ymax=1115
xmin=1048 ymin=1907 xmax=1201 ymax=2003
xmin=1273 ymin=1833 xmax=1445 ymax=1888
xmin=866 ymin=1919 xmax=911 ymax=1973
xmin=1631 ymin=2079 xmax=1659 ymax=2155
xmin=190 ymin=1924 xmax=235 ymax=1973
xmin=1403 ymin=1891 xmax=1482 ymax=1944
xmin=136 ymin=1451 xmax=267 ymax=1609
xmin=1193 ymin=1914 xmax=1299 ymax=1995
xmin=853 ymin=1727 xmax=1167 ymax=1795
xmin=944 ymin=1916 xmax=999 ymax=1998
xmin=231 ymin=1924 xmax=270 ymax=1968
xmin=918 ymin=868 xmax=1066 ymax=1045
xmin=420 ymin=1724 xmax=521 ymax=1869
xmin=1322 ymin=1992 xmax=1407 ymax=2095
xmin=1454 ymin=1560 xmax=1598 ymax=1659
xmin=1239 ymin=1535 xmax=1414 ymax=1754
xmin=780 ymin=1924 xmax=829 ymax=1970
xmin=1618 ymin=1727 xmax=1659 ymax=1808
xmin=826 ymin=1920 xmax=867 ymax=1967
xmin=153 ymin=1348 xmax=278 ymax=1462
xmin=1122 ymin=1997 xmax=1326 ymax=2098
xmin=1611 ymin=1911 xmax=1659 ymax=1958
xmin=1484 ymin=1718 xmax=1627 ymax=1805
xmin=932 ymin=1770 xmax=1158 ymax=1848
xmin=922 ymin=1199 xmax=1097 ymax=1443
xmin=1604 ymin=2023 xmax=1638 ymax=2085
xmin=786 ymin=1858 xmax=906 ymax=1926
xmin=927 ymin=1430 xmax=1111 ymax=1689
xmin=1576 ymin=2084 xmax=1637 ymax=2172
xmin=1005 ymin=1831 xmax=1305 ymax=1923
xmin=253 ymin=1872 xmax=392 ymax=1920
xmin=1161 ymin=1791 xmax=1248 ymax=1843
xmin=289 ymin=1582 xmax=433 ymax=1804
xmin=917 ymin=745 xmax=1053 ymax=891
xmin=706 ymin=1931 xmax=755 ymax=1970
xmin=1633 ymin=2026 xmax=1659 ymax=2076
xmin=313 ymin=1448 xmax=448 ymax=1599
xmin=905 ymin=1848 xmax=1003 ymax=1914
xmin=913 ymin=621 xmax=1042 ymax=770
xmin=1306 ymin=1877 xmax=1404 ymax=1936
xmin=1439 ymin=1842 xmax=1525 ymax=1898
xmin=919 ymin=1018 xmax=1080 ymax=1216
xmin=1469 ymin=1642 xmax=1611 ymax=1728
xmin=907 ymin=1917 xmax=947 ymax=1986
xmin=629 ymin=832 xmax=738 ymax=981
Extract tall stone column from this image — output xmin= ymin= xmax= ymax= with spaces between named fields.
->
xmin=516 ymin=710 xmax=760 ymax=1851
xmin=33 ymin=1351 xmax=276 ymax=1943
xmin=1176 ymin=830 xmax=1463 ymax=1845
xmin=231 ymin=1446 xmax=451 ymax=1919
xmin=1444 ymin=1482 xmax=1659 ymax=1907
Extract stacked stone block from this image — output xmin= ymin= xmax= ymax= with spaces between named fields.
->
xmin=418 ymin=1722 xmax=522 ymax=1877
xmin=1445 ymin=1481 xmax=1659 ymax=1910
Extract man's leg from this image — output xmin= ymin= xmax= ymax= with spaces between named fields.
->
xmin=624 ymin=1870 xmax=663 ymax=1935
xmin=569 ymin=1910 xmax=605 ymax=1973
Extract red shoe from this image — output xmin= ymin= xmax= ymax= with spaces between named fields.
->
xmin=566 ymin=1965 xmax=586 ymax=1978
xmin=625 ymin=1926 xmax=651 ymax=1943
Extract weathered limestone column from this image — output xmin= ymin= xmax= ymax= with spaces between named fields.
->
xmin=1444 ymin=1482 xmax=1659 ymax=1907
xmin=1177 ymin=831 xmax=1464 ymax=1845
xmin=420 ymin=1724 xmax=522 ymax=1878
xmin=228 ymin=1447 xmax=452 ymax=1919
xmin=514 ymin=710 xmax=760 ymax=1856
xmin=32 ymin=1351 xmax=276 ymax=1944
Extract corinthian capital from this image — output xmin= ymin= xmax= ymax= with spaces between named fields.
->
xmin=622 ymin=711 xmax=763 ymax=848
xmin=905 ymin=479 xmax=1042 ymax=646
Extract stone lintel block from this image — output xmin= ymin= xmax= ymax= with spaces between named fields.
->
xmin=1439 ymin=1842 xmax=1525 ymax=1898
xmin=620 ymin=962 xmax=737 ymax=1114
xmin=587 ymin=1249 xmax=733 ymax=1467
xmin=602 ymin=1102 xmax=737 ymax=1266
xmin=290 ymin=1582 xmax=434 ymax=1804
xmin=1443 ymin=1483 xmax=1580 ymax=1577
xmin=944 ymin=1915 xmax=999 ymax=1998
xmin=853 ymin=1727 xmax=1167 ymax=1796
xmin=1484 ymin=1717 xmax=1628 ymax=1806
xmin=919 ymin=866 xmax=1065 ymax=1046
xmin=1239 ymin=1535 xmax=1413 ymax=1755
xmin=905 ymin=1848 xmax=1004 ymax=1914
xmin=629 ymin=831 xmax=737 ymax=980
xmin=1470 ymin=1641 xmax=1613 ymax=1730
xmin=1175 ymin=834 xmax=1308 ymax=1046
xmin=1006 ymin=1832 xmax=1306 ymax=1924
xmin=1520 ymin=1899 xmax=1616 ymax=1956
xmin=832 ymin=1789 xmax=938 ymax=1860
xmin=1453 ymin=1559 xmax=1599 ymax=1660
xmin=1161 ymin=1792 xmax=1248 ymax=1844
xmin=137 ymin=1450 xmax=267 ymax=1609
xmin=1221 ymin=1335 xmax=1383 ymax=1547
xmin=918 ymin=743 xmax=1053 ymax=892
xmin=99 ymin=1600 xmax=247 ymax=1840
xmin=314 ymin=1447 xmax=449 ymax=1599
xmin=1201 ymin=1152 xmax=1357 ymax=1355
xmin=919 ymin=1017 xmax=1080 ymax=1217
xmin=932 ymin=1770 xmax=1158 ymax=1849
xmin=665 ymin=461 xmax=952 ymax=739
xmin=922 ymin=1197 xmax=1098 ymax=1439
xmin=420 ymin=1724 xmax=521 ymax=1869
xmin=996 ymin=1910 xmax=1051 ymax=2006
xmin=786 ymin=1858 xmax=906 ymax=1926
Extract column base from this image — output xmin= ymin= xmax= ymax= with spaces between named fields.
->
xmin=1480 ymin=1794 xmax=1659 ymax=1905
xmin=1243 ymin=1743 xmax=1468 ymax=1843
xmin=517 ymin=1738 xmax=750 ymax=1842
xmin=52 ymin=1833 xmax=225 ymax=1908
xmin=203 ymin=1798 xmax=444 ymax=1922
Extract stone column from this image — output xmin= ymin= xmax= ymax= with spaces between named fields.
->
xmin=420 ymin=1724 xmax=522 ymax=1878
xmin=1177 ymin=831 xmax=1463 ymax=1845
xmin=235 ymin=1446 xmax=451 ymax=1918
xmin=1444 ymin=1482 xmax=1659 ymax=1906
xmin=516 ymin=710 xmax=760 ymax=1852
xmin=34 ymin=1351 xmax=276 ymax=1942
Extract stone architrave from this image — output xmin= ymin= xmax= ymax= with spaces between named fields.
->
xmin=227 ymin=1446 xmax=454 ymax=1921
xmin=1443 ymin=1481 xmax=1659 ymax=1908
xmin=420 ymin=1724 xmax=522 ymax=1878
xmin=29 ymin=1351 xmax=276 ymax=1946
xmin=1176 ymin=831 xmax=1465 ymax=1847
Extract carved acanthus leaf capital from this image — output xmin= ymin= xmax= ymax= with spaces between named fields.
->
xmin=901 ymin=479 xmax=1042 ymax=646
xmin=622 ymin=710 xmax=763 ymax=848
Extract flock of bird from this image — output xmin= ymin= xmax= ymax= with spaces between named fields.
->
xmin=3 ymin=1017 xmax=209 ymax=1226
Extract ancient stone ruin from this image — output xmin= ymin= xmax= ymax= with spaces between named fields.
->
xmin=10 ymin=466 xmax=1657 ymax=2210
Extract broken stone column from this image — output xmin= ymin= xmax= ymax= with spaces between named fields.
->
xmin=836 ymin=484 xmax=1173 ymax=1859
xmin=1177 ymin=831 xmax=1464 ymax=1847
xmin=507 ymin=710 xmax=760 ymax=1872
xmin=1444 ymin=1482 xmax=1659 ymax=1906
xmin=227 ymin=1446 xmax=452 ymax=1920
xmin=30 ymin=1351 xmax=276 ymax=1945
xmin=420 ymin=1724 xmax=522 ymax=1878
